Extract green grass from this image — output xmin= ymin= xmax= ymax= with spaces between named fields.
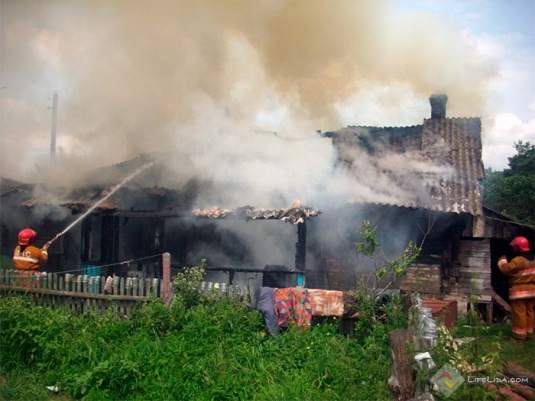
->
xmin=0 ymin=368 xmax=54 ymax=401
xmin=0 ymin=294 xmax=395 ymax=400
xmin=0 ymin=293 xmax=530 ymax=401
xmin=453 ymin=323 xmax=535 ymax=371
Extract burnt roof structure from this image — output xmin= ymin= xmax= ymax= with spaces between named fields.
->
xmin=6 ymin=154 xmax=321 ymax=223
xmin=1 ymin=153 xmax=194 ymax=217
xmin=3 ymin=94 xmax=483 ymax=220
xmin=193 ymin=201 xmax=321 ymax=225
xmin=323 ymin=94 xmax=484 ymax=216
xmin=0 ymin=177 xmax=33 ymax=198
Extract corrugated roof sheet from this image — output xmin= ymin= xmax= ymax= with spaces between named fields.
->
xmin=325 ymin=116 xmax=484 ymax=216
xmin=421 ymin=117 xmax=483 ymax=215
xmin=1 ymin=153 xmax=193 ymax=215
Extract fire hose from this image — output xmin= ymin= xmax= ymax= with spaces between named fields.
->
xmin=42 ymin=159 xmax=159 ymax=249
xmin=45 ymin=233 xmax=62 ymax=248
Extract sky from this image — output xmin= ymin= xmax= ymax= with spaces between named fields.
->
xmin=1 ymin=0 xmax=534 ymax=196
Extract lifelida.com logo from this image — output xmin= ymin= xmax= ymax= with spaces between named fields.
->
xmin=431 ymin=363 xmax=465 ymax=397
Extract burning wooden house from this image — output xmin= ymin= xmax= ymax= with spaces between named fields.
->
xmin=314 ymin=94 xmax=534 ymax=319
xmin=0 ymin=163 xmax=322 ymax=292
xmin=0 ymin=93 xmax=532 ymax=320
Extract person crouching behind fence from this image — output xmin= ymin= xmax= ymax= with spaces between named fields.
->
xmin=13 ymin=228 xmax=50 ymax=273
xmin=498 ymin=236 xmax=535 ymax=341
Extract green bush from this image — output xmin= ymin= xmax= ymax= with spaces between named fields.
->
xmin=171 ymin=260 xmax=206 ymax=308
xmin=130 ymin=296 xmax=173 ymax=337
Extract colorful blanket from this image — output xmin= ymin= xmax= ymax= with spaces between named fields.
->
xmin=307 ymin=289 xmax=344 ymax=317
xmin=273 ymin=286 xmax=312 ymax=329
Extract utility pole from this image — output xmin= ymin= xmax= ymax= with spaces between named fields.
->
xmin=50 ymin=90 xmax=58 ymax=159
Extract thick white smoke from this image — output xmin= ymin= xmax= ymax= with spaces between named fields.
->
xmin=1 ymin=1 xmax=497 ymax=197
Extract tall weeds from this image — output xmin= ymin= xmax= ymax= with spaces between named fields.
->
xmin=0 ymin=292 xmax=405 ymax=400
xmin=0 ymin=275 xmax=505 ymax=400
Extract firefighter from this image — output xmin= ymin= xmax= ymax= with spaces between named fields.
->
xmin=498 ymin=236 xmax=535 ymax=341
xmin=13 ymin=228 xmax=50 ymax=271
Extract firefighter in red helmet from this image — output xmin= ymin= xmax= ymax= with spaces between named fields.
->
xmin=498 ymin=236 xmax=535 ymax=341
xmin=13 ymin=228 xmax=50 ymax=271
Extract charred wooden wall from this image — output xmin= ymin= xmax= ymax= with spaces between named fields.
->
xmin=295 ymin=222 xmax=306 ymax=271
xmin=314 ymin=257 xmax=355 ymax=291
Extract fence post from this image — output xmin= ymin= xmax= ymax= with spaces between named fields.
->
xmin=162 ymin=252 xmax=171 ymax=301
xmin=387 ymin=329 xmax=415 ymax=401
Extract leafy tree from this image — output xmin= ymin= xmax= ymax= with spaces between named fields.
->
xmin=350 ymin=219 xmax=428 ymax=341
xmin=353 ymin=219 xmax=428 ymax=299
xmin=483 ymin=141 xmax=534 ymax=226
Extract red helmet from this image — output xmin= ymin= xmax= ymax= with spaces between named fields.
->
xmin=510 ymin=236 xmax=530 ymax=252
xmin=18 ymin=228 xmax=36 ymax=246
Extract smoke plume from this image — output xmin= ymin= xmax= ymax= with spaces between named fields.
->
xmin=1 ymin=0 xmax=498 ymax=211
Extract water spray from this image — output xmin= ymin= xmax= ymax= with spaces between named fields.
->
xmin=45 ymin=161 xmax=156 ymax=247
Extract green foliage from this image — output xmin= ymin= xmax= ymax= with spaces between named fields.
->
xmin=69 ymin=357 xmax=142 ymax=398
xmin=0 ymin=285 xmax=525 ymax=401
xmin=507 ymin=141 xmax=535 ymax=175
xmin=453 ymin=323 xmax=534 ymax=373
xmin=130 ymin=296 xmax=174 ymax=337
xmin=484 ymin=141 xmax=535 ymax=226
xmin=171 ymin=259 xmax=206 ymax=308
xmin=381 ymin=292 xmax=409 ymax=334
xmin=353 ymin=290 xmax=408 ymax=347
xmin=428 ymin=321 xmax=503 ymax=401
xmin=354 ymin=220 xmax=422 ymax=296
xmin=419 ymin=279 xmax=505 ymax=400
xmin=389 ymin=242 xmax=421 ymax=276
xmin=354 ymin=220 xmax=380 ymax=256
xmin=0 ymin=368 xmax=53 ymax=401
xmin=444 ymin=277 xmax=500 ymax=377
xmin=0 ymin=293 xmax=397 ymax=400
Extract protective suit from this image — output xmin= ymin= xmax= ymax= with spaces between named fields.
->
xmin=498 ymin=236 xmax=535 ymax=340
xmin=13 ymin=228 xmax=49 ymax=271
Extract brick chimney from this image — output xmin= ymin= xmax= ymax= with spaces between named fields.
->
xmin=429 ymin=94 xmax=448 ymax=118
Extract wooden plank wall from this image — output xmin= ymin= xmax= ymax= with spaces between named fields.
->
xmin=397 ymin=240 xmax=491 ymax=316
xmin=452 ymin=238 xmax=491 ymax=298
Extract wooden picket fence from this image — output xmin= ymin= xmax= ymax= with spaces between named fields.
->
xmin=0 ymin=271 xmax=257 ymax=315
xmin=0 ymin=269 xmax=164 ymax=317
xmin=0 ymin=252 xmax=262 ymax=316
xmin=0 ymin=253 xmax=173 ymax=316
xmin=198 ymin=281 xmax=255 ymax=303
